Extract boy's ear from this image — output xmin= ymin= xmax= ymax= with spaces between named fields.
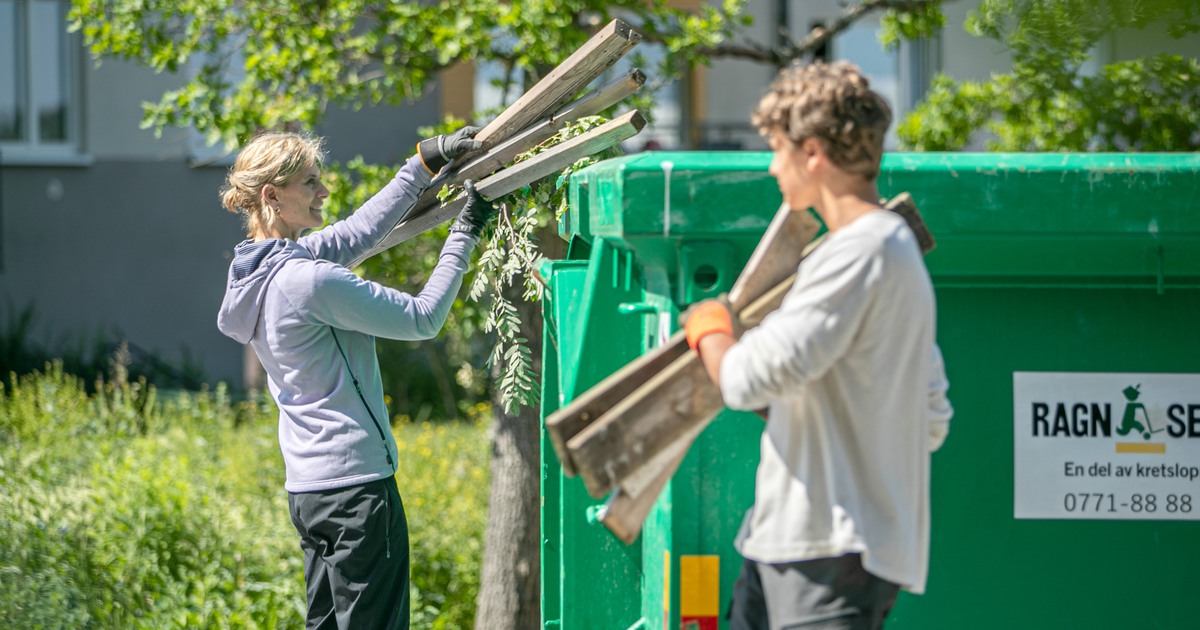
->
xmin=801 ymin=137 xmax=824 ymax=171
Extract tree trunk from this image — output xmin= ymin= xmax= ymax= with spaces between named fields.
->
xmin=474 ymin=224 xmax=564 ymax=629
xmin=473 ymin=362 xmax=541 ymax=629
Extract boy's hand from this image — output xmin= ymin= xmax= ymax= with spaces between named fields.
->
xmin=684 ymin=299 xmax=735 ymax=351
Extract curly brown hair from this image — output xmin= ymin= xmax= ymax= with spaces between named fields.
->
xmin=752 ymin=61 xmax=892 ymax=181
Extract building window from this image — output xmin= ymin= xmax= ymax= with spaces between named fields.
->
xmin=835 ymin=19 xmax=940 ymax=150
xmin=0 ymin=0 xmax=85 ymax=164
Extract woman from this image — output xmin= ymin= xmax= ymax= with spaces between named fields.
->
xmin=216 ymin=127 xmax=492 ymax=629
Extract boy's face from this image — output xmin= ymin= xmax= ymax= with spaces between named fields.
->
xmin=767 ymin=132 xmax=817 ymax=210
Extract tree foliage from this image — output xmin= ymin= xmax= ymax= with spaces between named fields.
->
xmin=899 ymin=0 xmax=1200 ymax=151
xmin=69 ymin=0 xmax=751 ymax=415
xmin=69 ymin=0 xmax=747 ymax=148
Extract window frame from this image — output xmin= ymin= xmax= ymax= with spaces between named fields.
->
xmin=0 ymin=0 xmax=89 ymax=166
xmin=833 ymin=16 xmax=943 ymax=151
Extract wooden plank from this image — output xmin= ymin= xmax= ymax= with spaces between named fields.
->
xmin=447 ymin=68 xmax=646 ymax=201
xmin=569 ymin=332 xmax=717 ymax=498
xmin=609 ymin=265 xmax=806 ymax=516
xmin=726 ymin=203 xmax=820 ymax=310
xmin=609 ymin=267 xmax=811 ymax=506
xmin=473 ymin=19 xmax=642 ymax=150
xmin=545 ymin=206 xmax=821 ymax=477
xmin=350 ymin=71 xmax=647 ymax=268
xmin=616 ymin=413 xmax=707 ymax=499
xmin=570 ymin=194 xmax=934 ymax=500
xmin=738 ymin=272 xmax=799 ymax=328
xmin=599 ymin=449 xmax=686 ymax=544
xmin=475 ymin=110 xmax=645 ymax=200
xmin=352 ymin=110 xmax=645 ymax=269
xmin=545 ymin=330 xmax=689 ymax=477
xmin=889 ymin=193 xmax=936 ymax=254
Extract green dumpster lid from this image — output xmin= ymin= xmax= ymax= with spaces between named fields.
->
xmin=879 ymin=153 xmax=1200 ymax=288
xmin=567 ymin=151 xmax=1200 ymax=289
xmin=564 ymin=151 xmax=783 ymax=282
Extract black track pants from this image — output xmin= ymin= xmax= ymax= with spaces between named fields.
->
xmin=288 ymin=476 xmax=410 ymax=630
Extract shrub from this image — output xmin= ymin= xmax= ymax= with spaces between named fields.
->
xmin=0 ymin=365 xmax=489 ymax=629
xmin=394 ymin=406 xmax=491 ymax=628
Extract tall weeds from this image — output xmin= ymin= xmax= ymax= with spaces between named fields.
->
xmin=0 ymin=364 xmax=489 ymax=629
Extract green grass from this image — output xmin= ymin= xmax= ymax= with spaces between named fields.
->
xmin=0 ymin=363 xmax=490 ymax=629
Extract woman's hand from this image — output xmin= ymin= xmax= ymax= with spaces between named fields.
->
xmin=417 ymin=126 xmax=483 ymax=174
xmin=448 ymin=180 xmax=496 ymax=237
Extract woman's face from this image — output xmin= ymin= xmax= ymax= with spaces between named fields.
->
xmin=270 ymin=164 xmax=329 ymax=237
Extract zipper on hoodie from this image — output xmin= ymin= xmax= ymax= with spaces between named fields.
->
xmin=330 ymin=328 xmax=395 ymax=471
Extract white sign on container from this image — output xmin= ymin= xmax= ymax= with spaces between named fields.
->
xmin=1013 ymin=372 xmax=1200 ymax=520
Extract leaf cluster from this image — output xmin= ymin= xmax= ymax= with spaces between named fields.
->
xmin=69 ymin=0 xmax=744 ymax=149
xmin=879 ymin=2 xmax=948 ymax=50
xmin=900 ymin=0 xmax=1200 ymax=151
xmin=465 ymin=116 xmax=616 ymax=413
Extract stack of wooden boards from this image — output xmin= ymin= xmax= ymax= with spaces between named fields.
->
xmin=545 ymin=194 xmax=937 ymax=543
xmin=350 ymin=19 xmax=647 ymax=268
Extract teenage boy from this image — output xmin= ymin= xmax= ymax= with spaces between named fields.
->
xmin=684 ymin=61 xmax=954 ymax=630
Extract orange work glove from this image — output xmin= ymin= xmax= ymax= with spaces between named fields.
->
xmin=684 ymin=299 xmax=734 ymax=350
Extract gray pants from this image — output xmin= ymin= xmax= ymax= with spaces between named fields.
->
xmin=728 ymin=554 xmax=900 ymax=630
xmin=288 ymin=476 xmax=409 ymax=630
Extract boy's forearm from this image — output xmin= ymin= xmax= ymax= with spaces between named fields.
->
xmin=696 ymin=333 xmax=735 ymax=390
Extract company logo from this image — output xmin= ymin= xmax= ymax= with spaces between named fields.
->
xmin=1030 ymin=383 xmax=1200 ymax=454
xmin=1116 ymin=385 xmax=1161 ymax=440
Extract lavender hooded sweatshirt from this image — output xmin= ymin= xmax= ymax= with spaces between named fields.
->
xmin=217 ymin=155 xmax=476 ymax=493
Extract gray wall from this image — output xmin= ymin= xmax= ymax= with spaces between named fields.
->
xmin=85 ymin=58 xmax=193 ymax=160
xmin=319 ymin=95 xmax=440 ymax=167
xmin=0 ymin=161 xmax=241 ymax=383
xmin=3 ymin=52 xmax=443 ymax=388
xmin=0 ymin=89 xmax=440 ymax=389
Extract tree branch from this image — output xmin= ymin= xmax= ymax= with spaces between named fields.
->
xmin=694 ymin=0 xmax=947 ymax=66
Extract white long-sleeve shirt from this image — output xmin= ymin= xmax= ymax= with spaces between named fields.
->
xmin=721 ymin=209 xmax=953 ymax=594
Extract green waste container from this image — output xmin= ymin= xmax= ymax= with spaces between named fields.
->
xmin=539 ymin=151 xmax=1200 ymax=630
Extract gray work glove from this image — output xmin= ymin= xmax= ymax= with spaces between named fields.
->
xmin=417 ymin=125 xmax=483 ymax=174
xmin=448 ymin=180 xmax=495 ymax=237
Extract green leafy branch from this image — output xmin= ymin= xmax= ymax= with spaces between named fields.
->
xmin=897 ymin=0 xmax=1200 ymax=151
xmin=456 ymin=116 xmax=615 ymax=413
